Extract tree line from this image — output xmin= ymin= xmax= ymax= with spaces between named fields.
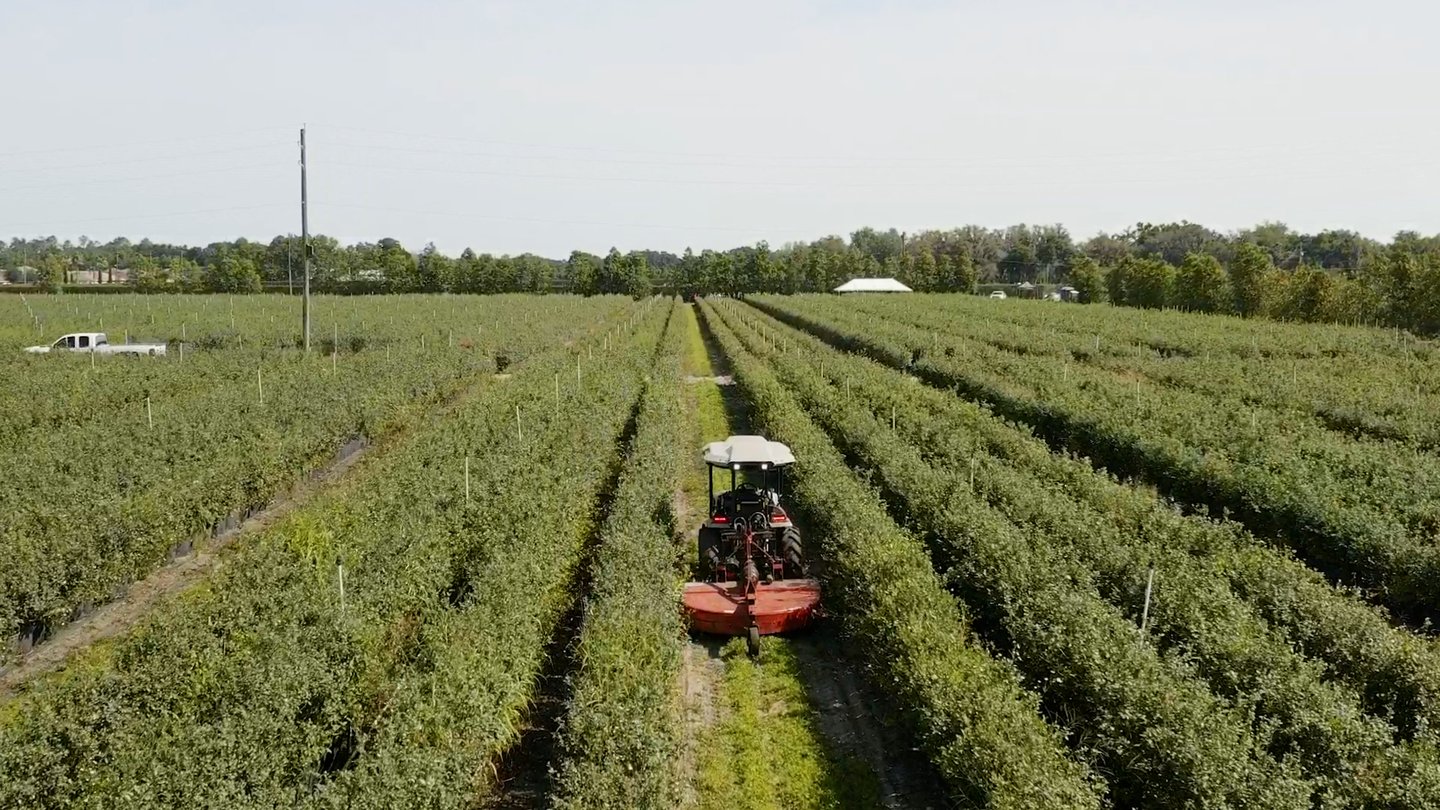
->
xmin=3 ymin=220 xmax=1439 ymax=333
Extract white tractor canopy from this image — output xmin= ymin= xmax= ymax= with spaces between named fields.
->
xmin=703 ymin=435 xmax=796 ymax=468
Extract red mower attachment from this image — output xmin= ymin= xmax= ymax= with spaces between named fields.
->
xmin=683 ymin=579 xmax=821 ymax=652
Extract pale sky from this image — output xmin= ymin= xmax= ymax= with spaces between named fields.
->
xmin=1 ymin=0 xmax=1436 ymax=257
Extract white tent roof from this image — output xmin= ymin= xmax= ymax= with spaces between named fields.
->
xmin=833 ymin=277 xmax=912 ymax=293
xmin=703 ymin=435 xmax=796 ymax=467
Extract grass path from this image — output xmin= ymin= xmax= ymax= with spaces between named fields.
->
xmin=678 ymin=303 xmax=887 ymax=810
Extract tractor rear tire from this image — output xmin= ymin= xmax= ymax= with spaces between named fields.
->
xmin=698 ymin=528 xmax=723 ymax=580
xmin=781 ymin=527 xmax=807 ymax=579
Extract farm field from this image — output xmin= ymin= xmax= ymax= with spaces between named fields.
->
xmin=3 ymin=292 xmax=1440 ymax=808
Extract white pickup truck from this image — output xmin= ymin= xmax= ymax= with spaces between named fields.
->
xmin=25 ymin=332 xmax=168 ymax=356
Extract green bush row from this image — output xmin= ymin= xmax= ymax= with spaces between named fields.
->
xmin=0 ymin=296 xmax=632 ymax=657
xmin=710 ymin=300 xmax=1315 ymax=808
xmin=0 ymin=301 xmax=669 ymax=808
xmin=550 ymin=306 xmax=689 ymax=809
xmin=747 ymin=295 xmax=1440 ymax=624
xmin=721 ymin=299 xmax=1440 ymax=806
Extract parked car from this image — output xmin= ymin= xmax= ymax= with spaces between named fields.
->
xmin=25 ymin=332 xmax=167 ymax=356
xmin=989 ymin=290 xmax=1007 ymax=300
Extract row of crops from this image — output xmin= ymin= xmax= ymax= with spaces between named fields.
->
xmin=0 ymin=298 xmax=678 ymax=808
xmin=0 ymin=294 xmax=631 ymax=657
xmin=855 ymin=293 xmax=1440 ymax=450
xmin=704 ymin=296 xmax=1440 ymax=808
xmin=746 ymin=293 xmax=1440 ymax=624
xmin=551 ymin=305 xmax=689 ymax=807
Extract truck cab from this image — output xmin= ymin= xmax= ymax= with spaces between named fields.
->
xmin=54 ymin=333 xmax=107 ymax=350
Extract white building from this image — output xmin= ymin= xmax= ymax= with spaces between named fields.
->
xmin=833 ymin=277 xmax=912 ymax=293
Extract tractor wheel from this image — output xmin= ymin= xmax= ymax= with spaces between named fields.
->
xmin=781 ymin=527 xmax=807 ymax=578
xmin=747 ymin=626 xmax=761 ymax=657
xmin=698 ymin=528 xmax=723 ymax=580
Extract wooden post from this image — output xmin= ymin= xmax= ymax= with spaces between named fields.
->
xmin=337 ymin=557 xmax=346 ymax=614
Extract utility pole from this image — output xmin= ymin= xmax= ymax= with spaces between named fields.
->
xmin=300 ymin=127 xmax=312 ymax=353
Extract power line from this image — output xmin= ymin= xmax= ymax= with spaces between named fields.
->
xmin=319 ymin=135 xmax=1439 ymax=175
xmin=318 ymin=201 xmax=764 ymax=234
xmin=0 ymin=128 xmax=294 ymax=160
xmin=0 ymin=142 xmax=292 ymax=176
xmin=2 ymin=203 xmax=288 ymax=232
xmin=312 ymin=121 xmax=1438 ymax=167
xmin=316 ymin=157 xmax=1435 ymax=192
xmin=3 ymin=162 xmax=283 ymax=194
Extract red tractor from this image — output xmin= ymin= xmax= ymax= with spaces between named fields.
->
xmin=683 ymin=436 xmax=821 ymax=654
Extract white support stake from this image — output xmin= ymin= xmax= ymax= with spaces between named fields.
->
xmin=257 ymin=367 xmax=264 ymax=406
xmin=515 ymin=405 xmax=523 ymax=442
xmin=146 ymin=396 xmax=153 ymax=429
xmin=465 ymin=455 xmax=471 ymax=504
xmin=970 ymin=456 xmax=977 ymax=489
xmin=1139 ymin=564 xmax=1156 ymax=634
xmin=337 ymin=558 xmax=347 ymax=614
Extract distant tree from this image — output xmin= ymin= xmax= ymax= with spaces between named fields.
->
xmin=416 ymin=243 xmax=453 ymax=292
xmin=908 ymin=249 xmax=938 ymax=292
xmin=624 ymin=251 xmax=651 ymax=298
xmin=600 ymin=248 xmax=626 ymax=295
xmin=1067 ymin=255 xmax=1105 ymax=303
xmin=1133 ymin=221 xmax=1224 ymax=266
xmin=1174 ymin=253 xmax=1230 ymax=313
xmin=1106 ymin=257 xmax=1132 ymax=306
xmin=999 ymin=231 xmax=1038 ymax=283
xmin=933 ymin=251 xmax=974 ymax=294
xmin=131 ymin=256 xmax=169 ymax=293
xmin=1228 ymin=243 xmax=1273 ymax=318
xmin=1234 ymin=221 xmax=1298 ymax=267
xmin=204 ymin=255 xmax=262 ymax=293
xmin=567 ymin=250 xmax=601 ymax=295
xmin=1082 ymin=232 xmax=1134 ymax=267
xmin=36 ymin=253 xmax=67 ymax=286
xmin=1123 ymin=257 xmax=1175 ymax=309
xmin=849 ymin=227 xmax=904 ymax=265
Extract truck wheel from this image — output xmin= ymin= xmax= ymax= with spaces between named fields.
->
xmin=781 ymin=527 xmax=806 ymax=578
